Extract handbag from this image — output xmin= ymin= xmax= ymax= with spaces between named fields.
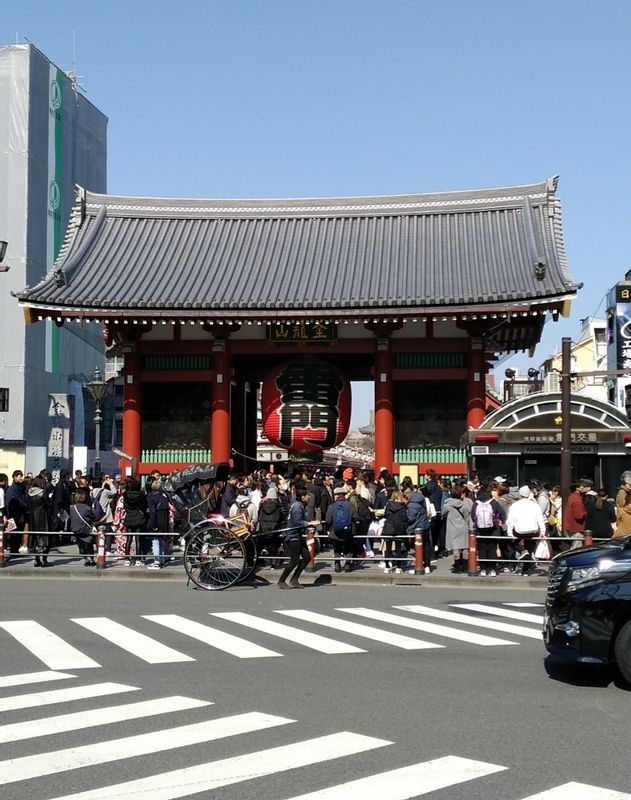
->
xmin=5 ymin=518 xmax=17 ymax=533
xmin=73 ymin=506 xmax=97 ymax=541
xmin=534 ymin=538 xmax=551 ymax=561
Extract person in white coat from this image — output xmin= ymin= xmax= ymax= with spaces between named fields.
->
xmin=505 ymin=486 xmax=546 ymax=575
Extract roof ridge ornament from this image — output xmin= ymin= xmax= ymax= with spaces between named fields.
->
xmin=547 ymin=175 xmax=559 ymax=194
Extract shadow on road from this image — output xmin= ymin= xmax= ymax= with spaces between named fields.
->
xmin=543 ymin=654 xmax=629 ymax=690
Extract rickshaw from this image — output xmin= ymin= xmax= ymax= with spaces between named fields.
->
xmin=163 ymin=463 xmax=260 ymax=590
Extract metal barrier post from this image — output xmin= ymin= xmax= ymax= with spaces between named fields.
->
xmin=0 ymin=525 xmax=5 ymax=568
xmin=96 ymin=526 xmax=107 ymax=570
xmin=305 ymin=527 xmax=316 ymax=573
xmin=467 ymin=530 xmax=478 ymax=576
xmin=414 ymin=531 xmax=424 ymax=575
xmin=583 ymin=529 xmax=593 ymax=548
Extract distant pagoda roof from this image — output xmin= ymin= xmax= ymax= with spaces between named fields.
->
xmin=18 ymin=177 xmax=579 ymax=335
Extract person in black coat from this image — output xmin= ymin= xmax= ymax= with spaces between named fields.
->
xmin=123 ymin=479 xmax=148 ymax=565
xmin=586 ymin=488 xmax=617 ymax=539
xmin=220 ymin=474 xmax=239 ymax=517
xmin=382 ymin=490 xmax=408 ymax=573
xmin=51 ymin=469 xmax=72 ymax=540
xmin=27 ymin=475 xmax=52 ymax=566
xmin=278 ymin=489 xmax=312 ymax=588
xmin=70 ymin=489 xmax=97 ymax=566
xmin=258 ymin=485 xmax=283 ymax=564
xmin=147 ymin=481 xmax=170 ymax=569
xmin=5 ymin=470 xmax=28 ymax=554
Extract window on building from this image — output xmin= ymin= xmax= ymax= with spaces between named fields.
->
xmin=0 ymin=388 xmax=8 ymax=412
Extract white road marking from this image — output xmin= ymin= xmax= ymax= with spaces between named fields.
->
xmin=503 ymin=602 xmax=544 ymax=608
xmin=0 ymin=711 xmax=294 ymax=785
xmin=451 ymin=603 xmax=543 ymax=624
xmin=71 ymin=617 xmax=194 ymax=663
xmin=395 ymin=605 xmax=542 ymax=639
xmin=211 ymin=612 xmax=365 ymax=654
xmin=0 ymin=670 xmax=75 ymax=688
xmin=0 ymin=620 xmax=100 ymax=669
xmin=519 ymin=782 xmax=631 ymax=799
xmin=284 ymin=754 xmax=507 ymax=799
xmin=277 ymin=609 xmax=443 ymax=650
xmin=0 ymin=695 xmax=210 ymax=743
xmin=144 ymin=614 xmax=282 ymax=658
xmin=0 ymin=682 xmax=139 ymax=713
xmin=45 ymin=731 xmax=391 ymax=800
xmin=339 ymin=608 xmax=517 ymax=646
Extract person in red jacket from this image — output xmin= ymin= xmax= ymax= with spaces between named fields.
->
xmin=562 ymin=480 xmax=592 ymax=550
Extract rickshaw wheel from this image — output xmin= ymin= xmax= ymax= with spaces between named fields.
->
xmin=183 ymin=523 xmax=247 ymax=590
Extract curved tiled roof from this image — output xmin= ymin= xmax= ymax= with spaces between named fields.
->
xmin=18 ymin=177 xmax=579 ymax=317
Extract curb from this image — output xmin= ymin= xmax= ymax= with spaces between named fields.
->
xmin=0 ymin=563 xmax=549 ymax=588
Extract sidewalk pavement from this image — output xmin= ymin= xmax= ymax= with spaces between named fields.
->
xmin=0 ymin=546 xmax=550 ymax=588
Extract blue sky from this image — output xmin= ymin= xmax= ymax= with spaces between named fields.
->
xmin=4 ymin=0 xmax=631 ymax=429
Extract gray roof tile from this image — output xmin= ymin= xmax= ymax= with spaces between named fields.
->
xmin=18 ymin=177 xmax=579 ymax=316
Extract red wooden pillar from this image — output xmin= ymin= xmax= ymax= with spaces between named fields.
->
xmin=467 ymin=336 xmax=486 ymax=430
xmin=122 ymin=350 xmax=141 ymax=475
xmin=211 ymin=339 xmax=231 ymax=464
xmin=374 ymin=338 xmax=394 ymax=473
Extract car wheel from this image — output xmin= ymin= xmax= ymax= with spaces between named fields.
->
xmin=614 ymin=619 xmax=631 ymax=685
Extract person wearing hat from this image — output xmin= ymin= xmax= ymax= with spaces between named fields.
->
xmin=325 ymin=485 xmax=359 ymax=572
xmin=505 ymin=486 xmax=546 ymax=574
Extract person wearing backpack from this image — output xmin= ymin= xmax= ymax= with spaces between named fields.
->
xmin=471 ymin=488 xmax=506 ymax=577
xmin=325 ymin=485 xmax=359 ymax=572
xmin=406 ymin=485 xmax=432 ymax=574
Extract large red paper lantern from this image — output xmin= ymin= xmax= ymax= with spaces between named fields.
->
xmin=261 ymin=361 xmax=352 ymax=456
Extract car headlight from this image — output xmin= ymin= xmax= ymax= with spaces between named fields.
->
xmin=566 ymin=559 xmax=631 ymax=590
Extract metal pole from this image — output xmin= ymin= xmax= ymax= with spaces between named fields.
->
xmin=94 ymin=400 xmax=102 ymax=478
xmin=561 ymin=337 xmax=572 ymax=511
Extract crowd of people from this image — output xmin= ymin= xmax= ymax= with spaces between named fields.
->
xmin=0 ymin=468 xmax=172 ymax=569
xmin=1 ymin=465 xmax=630 ymax=579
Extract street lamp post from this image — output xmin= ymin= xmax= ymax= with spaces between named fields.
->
xmin=560 ymin=337 xmax=572 ymax=510
xmin=86 ymin=367 xmax=110 ymax=478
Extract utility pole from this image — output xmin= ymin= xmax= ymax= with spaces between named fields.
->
xmin=560 ymin=337 xmax=572 ymax=509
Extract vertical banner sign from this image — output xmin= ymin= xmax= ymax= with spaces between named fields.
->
xmin=45 ymin=66 xmax=64 ymax=373
xmin=47 ymin=394 xmax=73 ymax=479
xmin=615 ymin=287 xmax=631 ymax=370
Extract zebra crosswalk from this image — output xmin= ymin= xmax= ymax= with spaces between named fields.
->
xmin=0 ymin=602 xmax=545 ymax=672
xmin=0 ymin=671 xmax=627 ymax=800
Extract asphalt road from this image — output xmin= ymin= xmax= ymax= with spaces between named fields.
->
xmin=0 ymin=578 xmax=628 ymax=800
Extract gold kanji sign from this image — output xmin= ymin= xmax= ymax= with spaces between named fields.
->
xmin=267 ymin=321 xmax=336 ymax=345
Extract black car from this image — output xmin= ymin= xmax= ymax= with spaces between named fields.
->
xmin=544 ymin=536 xmax=631 ymax=683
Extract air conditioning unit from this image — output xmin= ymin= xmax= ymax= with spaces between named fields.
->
xmin=544 ymin=371 xmax=560 ymax=393
xmin=471 ymin=445 xmax=489 ymax=455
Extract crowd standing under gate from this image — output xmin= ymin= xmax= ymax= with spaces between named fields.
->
xmin=1 ymin=465 xmax=629 ymax=579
